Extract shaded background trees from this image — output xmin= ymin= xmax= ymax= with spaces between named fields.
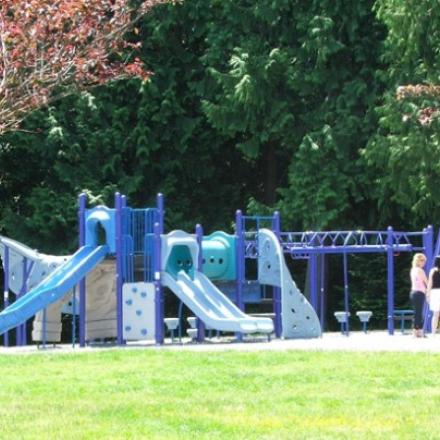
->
xmin=0 ymin=0 xmax=437 ymax=326
xmin=366 ymin=0 xmax=440 ymax=228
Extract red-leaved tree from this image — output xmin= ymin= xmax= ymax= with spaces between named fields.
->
xmin=0 ymin=0 xmax=163 ymax=133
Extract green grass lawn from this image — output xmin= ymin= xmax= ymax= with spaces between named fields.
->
xmin=0 ymin=348 xmax=437 ymax=439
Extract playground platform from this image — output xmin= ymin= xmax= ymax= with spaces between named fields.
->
xmin=2 ymin=331 xmax=440 ymax=355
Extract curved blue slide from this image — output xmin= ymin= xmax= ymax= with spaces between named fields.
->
xmin=0 ymin=245 xmax=109 ymax=336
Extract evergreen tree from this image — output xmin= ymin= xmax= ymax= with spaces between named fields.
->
xmin=365 ymin=0 xmax=440 ymax=228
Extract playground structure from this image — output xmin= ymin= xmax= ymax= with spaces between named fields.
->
xmin=275 ymin=226 xmax=440 ymax=335
xmin=0 ymin=193 xmax=321 ymax=347
xmin=237 ymin=213 xmax=439 ymax=335
xmin=0 ymin=192 xmax=438 ymax=348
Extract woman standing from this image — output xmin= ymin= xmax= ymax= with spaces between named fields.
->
xmin=410 ymin=253 xmax=428 ymax=338
xmin=427 ymin=256 xmax=440 ymax=335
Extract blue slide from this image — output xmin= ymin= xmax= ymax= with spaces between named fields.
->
xmin=0 ymin=245 xmax=108 ymax=335
xmin=162 ymin=271 xmax=274 ymax=334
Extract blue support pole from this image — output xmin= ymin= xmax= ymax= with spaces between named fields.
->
xmin=157 ymin=193 xmax=164 ymax=234
xmin=425 ymin=225 xmax=434 ymax=269
xmin=271 ymin=211 xmax=282 ymax=338
xmin=423 ymin=225 xmax=434 ymax=334
xmin=3 ymin=245 xmax=9 ymax=347
xmin=177 ymin=300 xmax=184 ymax=343
xmin=155 ymin=193 xmax=164 ymax=344
xmin=115 ymin=192 xmax=124 ymax=345
xmin=42 ymin=308 xmax=47 ymax=349
xmin=78 ymin=193 xmax=87 ymax=347
xmin=319 ymin=254 xmax=326 ymax=330
xmin=16 ymin=258 xmax=25 ymax=345
xmin=235 ymin=210 xmax=244 ymax=312
xmin=72 ymin=286 xmax=76 ymax=348
xmin=195 ymin=223 xmax=206 ymax=342
xmin=18 ymin=259 xmax=34 ymax=346
xmin=310 ymin=254 xmax=318 ymax=314
xmin=17 ymin=258 xmax=29 ymax=345
xmin=235 ymin=210 xmax=244 ymax=342
xmin=342 ymin=252 xmax=350 ymax=336
xmin=386 ymin=226 xmax=395 ymax=335
xmin=154 ymin=222 xmax=164 ymax=344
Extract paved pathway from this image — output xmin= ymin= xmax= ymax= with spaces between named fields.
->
xmin=2 ymin=331 xmax=440 ymax=355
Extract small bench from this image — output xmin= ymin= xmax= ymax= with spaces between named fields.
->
xmin=164 ymin=318 xmax=180 ymax=343
xmin=393 ymin=309 xmax=414 ymax=334
xmin=356 ymin=311 xmax=373 ymax=333
xmin=187 ymin=317 xmax=197 ymax=329
xmin=334 ymin=311 xmax=350 ymax=336
xmin=187 ymin=328 xmax=198 ymax=342
xmin=187 ymin=317 xmax=198 ymax=342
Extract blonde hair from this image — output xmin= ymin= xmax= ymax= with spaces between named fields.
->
xmin=412 ymin=253 xmax=427 ymax=268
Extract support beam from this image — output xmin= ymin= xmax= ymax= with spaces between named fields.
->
xmin=310 ymin=254 xmax=318 ymax=313
xmin=319 ymin=254 xmax=326 ymax=330
xmin=3 ymin=246 xmax=9 ymax=347
xmin=154 ymin=222 xmax=164 ymax=345
xmin=78 ymin=193 xmax=87 ymax=347
xmin=157 ymin=193 xmax=164 ymax=233
xmin=423 ymin=225 xmax=434 ymax=334
xmin=386 ymin=226 xmax=395 ymax=335
xmin=115 ymin=192 xmax=124 ymax=345
xmin=343 ymin=252 xmax=350 ymax=335
xmin=272 ymin=211 xmax=282 ymax=338
xmin=235 ymin=210 xmax=244 ymax=342
xmin=18 ymin=258 xmax=34 ymax=346
xmin=235 ymin=210 xmax=244 ymax=312
xmin=195 ymin=223 xmax=205 ymax=343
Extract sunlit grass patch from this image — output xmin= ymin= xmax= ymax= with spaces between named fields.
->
xmin=0 ymin=350 xmax=437 ymax=439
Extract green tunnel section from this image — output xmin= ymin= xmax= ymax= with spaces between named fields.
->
xmin=165 ymin=244 xmax=195 ymax=279
xmin=201 ymin=231 xmax=236 ymax=281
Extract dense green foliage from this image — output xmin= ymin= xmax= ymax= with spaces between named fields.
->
xmin=365 ymin=0 xmax=440 ymax=227
xmin=0 ymin=0 xmax=437 ymax=323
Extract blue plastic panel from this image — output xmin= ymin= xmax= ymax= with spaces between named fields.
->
xmin=0 ymin=236 xmax=70 ymax=294
xmin=216 ymin=281 xmax=262 ymax=304
xmin=258 ymin=229 xmax=321 ymax=339
xmin=201 ymin=231 xmax=236 ymax=281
